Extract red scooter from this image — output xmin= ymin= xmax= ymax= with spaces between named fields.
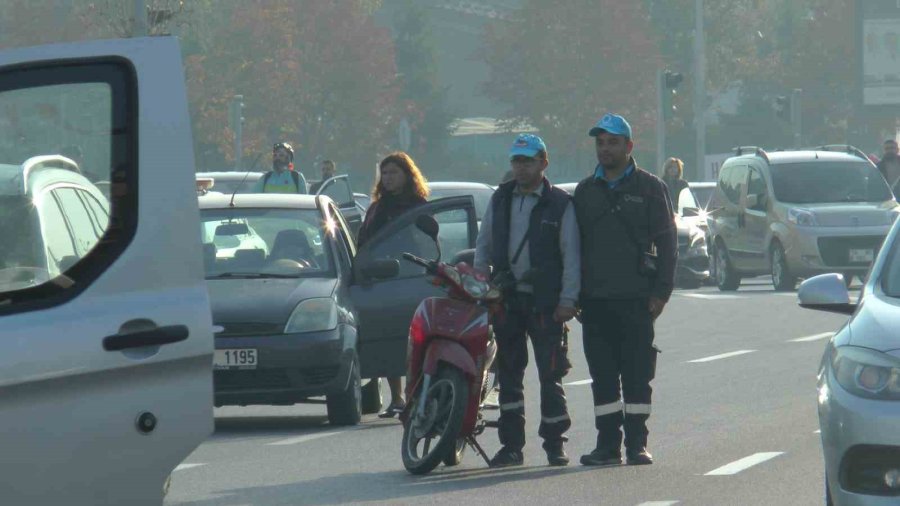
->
xmin=399 ymin=216 xmax=505 ymax=475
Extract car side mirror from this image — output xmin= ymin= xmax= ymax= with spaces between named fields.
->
xmin=798 ymin=273 xmax=857 ymax=315
xmin=361 ymin=258 xmax=400 ymax=280
xmin=682 ymin=207 xmax=700 ymax=217
xmin=415 ymin=215 xmax=440 ymax=242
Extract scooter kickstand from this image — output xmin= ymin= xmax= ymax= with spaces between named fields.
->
xmin=467 ymin=436 xmax=491 ymax=466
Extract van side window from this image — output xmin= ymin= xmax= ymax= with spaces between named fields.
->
xmin=747 ymin=169 xmax=768 ymax=211
xmin=54 ymin=188 xmax=101 ymax=255
xmin=38 ymin=193 xmax=77 ymax=276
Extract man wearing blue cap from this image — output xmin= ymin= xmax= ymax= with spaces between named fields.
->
xmin=474 ymin=133 xmax=581 ymax=467
xmin=573 ymin=114 xmax=677 ymax=467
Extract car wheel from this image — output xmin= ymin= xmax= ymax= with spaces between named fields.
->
xmin=715 ymin=243 xmax=741 ymax=291
xmin=327 ymin=355 xmax=362 ymax=426
xmin=771 ymin=242 xmax=797 ymax=292
xmin=361 ymin=377 xmax=383 ymax=415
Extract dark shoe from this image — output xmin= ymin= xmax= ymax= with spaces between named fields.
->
xmin=489 ymin=447 xmax=524 ymax=468
xmin=545 ymin=444 xmax=569 ymax=467
xmin=377 ymin=402 xmax=405 ymax=419
xmin=626 ymin=448 xmax=653 ymax=465
xmin=580 ymin=448 xmax=622 ymax=467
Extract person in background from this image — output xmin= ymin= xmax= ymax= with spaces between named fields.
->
xmin=877 ymin=139 xmax=900 ymax=196
xmin=661 ymin=157 xmax=689 ymax=211
xmin=357 ymin=151 xmax=430 ymax=418
xmin=251 ymin=142 xmax=308 ymax=194
xmin=309 ymin=159 xmax=337 ymax=194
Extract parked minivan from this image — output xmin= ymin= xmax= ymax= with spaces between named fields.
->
xmin=708 ymin=145 xmax=899 ymax=291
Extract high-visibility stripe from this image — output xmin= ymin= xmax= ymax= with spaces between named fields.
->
xmin=541 ymin=414 xmax=570 ymax=424
xmin=501 ymin=401 xmax=525 ymax=411
xmin=625 ymin=403 xmax=651 ymax=415
xmin=594 ymin=401 xmax=623 ymax=417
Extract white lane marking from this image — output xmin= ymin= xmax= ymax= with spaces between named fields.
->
xmin=688 ymin=350 xmax=757 ymax=363
xmin=637 ymin=502 xmax=680 ymax=506
xmin=789 ymin=332 xmax=834 ymax=343
xmin=267 ymin=430 xmax=345 ymax=446
xmin=705 ymin=452 xmax=784 ymax=476
xmin=174 ymin=463 xmax=206 ymax=472
xmin=679 ymin=293 xmax=744 ymax=300
xmin=564 ymin=379 xmax=593 ymax=386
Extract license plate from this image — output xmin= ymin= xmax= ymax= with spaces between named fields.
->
xmin=849 ymin=249 xmax=874 ymax=263
xmin=214 ymin=349 xmax=258 ymax=370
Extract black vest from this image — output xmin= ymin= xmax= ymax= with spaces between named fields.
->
xmin=490 ymin=178 xmax=571 ymax=311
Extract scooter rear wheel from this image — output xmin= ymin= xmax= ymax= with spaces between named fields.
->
xmin=401 ymin=367 xmax=468 ymax=475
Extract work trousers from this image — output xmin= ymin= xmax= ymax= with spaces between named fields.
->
xmin=581 ymin=297 xmax=657 ymax=452
xmin=494 ymin=293 xmax=572 ymax=451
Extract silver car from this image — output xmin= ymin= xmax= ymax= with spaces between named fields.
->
xmin=799 ymin=218 xmax=900 ymax=504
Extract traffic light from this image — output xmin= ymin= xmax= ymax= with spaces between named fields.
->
xmin=663 ymin=70 xmax=683 ymax=119
xmin=774 ymin=95 xmax=789 ymax=121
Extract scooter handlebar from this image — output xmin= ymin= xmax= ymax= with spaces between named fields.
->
xmin=402 ymin=252 xmax=436 ymax=273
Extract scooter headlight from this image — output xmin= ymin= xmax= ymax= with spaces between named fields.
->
xmin=462 ymin=274 xmax=490 ymax=299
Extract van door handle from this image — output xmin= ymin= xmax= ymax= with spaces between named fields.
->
xmin=103 ymin=325 xmax=189 ymax=351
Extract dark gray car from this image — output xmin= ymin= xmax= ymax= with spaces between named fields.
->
xmin=199 ymin=192 xmax=478 ymax=425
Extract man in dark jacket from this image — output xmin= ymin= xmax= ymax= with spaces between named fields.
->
xmin=573 ymin=113 xmax=677 ymax=467
xmin=474 ymin=133 xmax=581 ymax=468
xmin=877 ymin=139 xmax=900 ymax=196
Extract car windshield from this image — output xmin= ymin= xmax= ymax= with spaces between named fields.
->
xmin=770 ymin=162 xmax=892 ymax=204
xmin=200 ymin=208 xmax=333 ymax=279
xmin=428 ymin=186 xmax=493 ymax=220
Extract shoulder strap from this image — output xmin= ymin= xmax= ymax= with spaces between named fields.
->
xmin=262 ymin=171 xmax=273 ymax=186
xmin=511 ymin=233 xmax=529 ymax=265
xmin=290 ymin=171 xmax=300 ymax=192
xmin=602 ymin=183 xmax=649 ymax=253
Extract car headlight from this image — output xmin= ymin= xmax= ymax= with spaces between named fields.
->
xmin=788 ymin=208 xmax=817 ymax=227
xmin=284 ymin=298 xmax=338 ymax=334
xmin=831 ymin=346 xmax=900 ymax=400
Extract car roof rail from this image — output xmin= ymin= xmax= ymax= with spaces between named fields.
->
xmin=732 ymin=146 xmax=769 ymax=163
xmin=811 ymin=144 xmax=869 ymax=161
xmin=21 ymin=155 xmax=82 ymax=194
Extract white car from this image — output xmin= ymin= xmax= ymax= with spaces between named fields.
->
xmin=0 ymin=38 xmax=213 ymax=504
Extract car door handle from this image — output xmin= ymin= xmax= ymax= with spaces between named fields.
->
xmin=103 ymin=325 xmax=189 ymax=351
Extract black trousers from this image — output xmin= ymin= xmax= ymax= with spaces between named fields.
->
xmin=494 ymin=293 xmax=572 ymax=451
xmin=581 ymin=297 xmax=656 ymax=452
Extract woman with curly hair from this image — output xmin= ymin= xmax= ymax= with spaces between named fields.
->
xmin=357 ymin=152 xmax=430 ymax=418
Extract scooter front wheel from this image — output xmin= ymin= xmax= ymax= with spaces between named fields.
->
xmin=401 ymin=367 xmax=468 ymax=475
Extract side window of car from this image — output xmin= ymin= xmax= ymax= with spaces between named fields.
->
xmin=718 ymin=166 xmax=734 ymax=204
xmin=0 ymin=63 xmax=135 ymax=312
xmin=37 ymin=192 xmax=77 ymax=276
xmin=322 ymin=178 xmax=353 ymax=207
xmin=368 ymin=208 xmax=474 ymax=279
xmin=747 ymin=169 xmax=768 ymax=211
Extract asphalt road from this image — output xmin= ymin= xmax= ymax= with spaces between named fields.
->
xmin=165 ymin=279 xmax=853 ymax=506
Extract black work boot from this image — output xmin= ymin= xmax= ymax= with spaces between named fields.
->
xmin=544 ymin=442 xmax=569 ymax=467
xmin=489 ymin=446 xmax=524 ymax=468
xmin=579 ymin=448 xmax=622 ymax=466
xmin=626 ymin=447 xmax=653 ymax=465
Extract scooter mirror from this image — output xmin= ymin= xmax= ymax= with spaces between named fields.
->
xmin=415 ymin=215 xmax=440 ymax=242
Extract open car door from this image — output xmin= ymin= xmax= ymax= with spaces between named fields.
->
xmin=0 ymin=38 xmax=213 ymax=504
xmin=349 ymin=196 xmax=477 ymax=379
xmin=316 ymin=175 xmax=362 ymax=237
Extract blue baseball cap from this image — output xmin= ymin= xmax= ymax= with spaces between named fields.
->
xmin=508 ymin=133 xmax=547 ymax=160
xmin=589 ymin=113 xmax=632 ymax=139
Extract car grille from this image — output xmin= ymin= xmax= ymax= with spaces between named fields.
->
xmin=215 ymin=370 xmax=291 ymax=391
xmin=216 ymin=322 xmax=283 ymax=337
xmin=817 ymin=236 xmax=885 ymax=267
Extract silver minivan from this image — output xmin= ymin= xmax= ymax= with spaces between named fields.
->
xmin=709 ymin=146 xmax=899 ymax=291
